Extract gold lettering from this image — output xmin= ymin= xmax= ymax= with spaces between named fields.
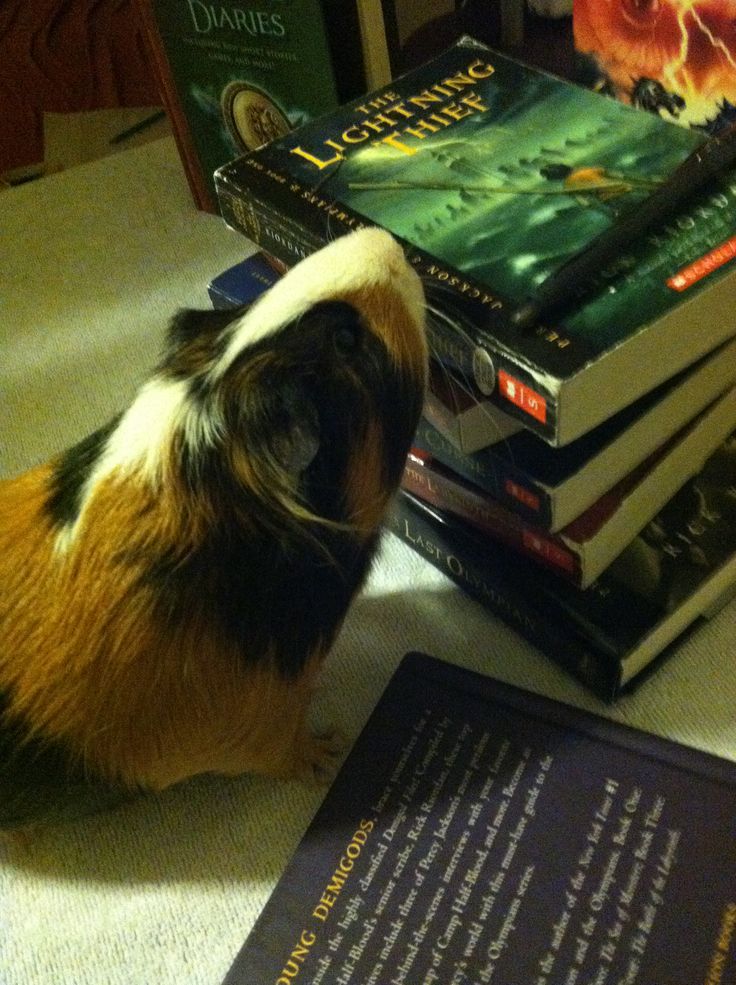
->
xmin=468 ymin=58 xmax=495 ymax=80
xmin=437 ymin=71 xmax=475 ymax=92
xmin=438 ymin=100 xmax=474 ymax=122
xmin=405 ymin=118 xmax=442 ymax=139
xmin=427 ymin=113 xmax=453 ymax=128
xmin=342 ymin=125 xmax=369 ymax=144
xmin=461 ymin=91 xmax=488 ymax=113
xmin=289 ymin=144 xmax=343 ymax=169
xmin=409 ymin=89 xmax=444 ymax=110
xmin=379 ymin=132 xmax=417 ymax=155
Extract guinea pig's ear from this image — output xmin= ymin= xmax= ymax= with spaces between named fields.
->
xmin=262 ymin=384 xmax=321 ymax=480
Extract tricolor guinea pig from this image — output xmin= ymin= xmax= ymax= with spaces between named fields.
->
xmin=0 ymin=228 xmax=427 ymax=829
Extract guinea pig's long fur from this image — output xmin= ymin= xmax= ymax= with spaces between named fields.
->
xmin=0 ymin=228 xmax=427 ymax=828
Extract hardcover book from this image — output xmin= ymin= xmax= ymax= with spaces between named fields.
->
xmin=137 ymin=0 xmax=364 ymax=212
xmin=390 ymin=467 xmax=736 ymax=699
xmin=215 ymin=36 xmax=736 ymax=445
xmin=222 ymin=652 xmax=736 ymax=985
xmin=418 ymin=334 xmax=736 ymax=531
xmin=405 ymin=382 xmax=736 ymax=588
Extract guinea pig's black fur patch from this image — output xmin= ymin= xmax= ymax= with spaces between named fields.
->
xmin=46 ymin=417 xmax=121 ymax=527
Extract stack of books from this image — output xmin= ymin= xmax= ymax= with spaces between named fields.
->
xmin=210 ymin=37 xmax=736 ymax=699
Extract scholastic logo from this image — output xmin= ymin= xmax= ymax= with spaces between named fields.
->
xmin=521 ymin=530 xmax=575 ymax=573
xmin=667 ymin=234 xmax=736 ymax=291
xmin=498 ymin=371 xmax=547 ymax=423
xmin=505 ymin=479 xmax=540 ymax=512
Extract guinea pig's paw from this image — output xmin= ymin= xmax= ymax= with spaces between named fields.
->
xmin=297 ymin=728 xmax=345 ymax=786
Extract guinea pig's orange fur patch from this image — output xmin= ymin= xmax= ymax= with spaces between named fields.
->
xmin=343 ymin=420 xmax=391 ymax=537
xmin=0 ymin=464 xmax=331 ymax=791
xmin=341 ymin=283 xmax=428 ymax=384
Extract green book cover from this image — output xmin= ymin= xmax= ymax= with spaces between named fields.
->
xmin=216 ymin=37 xmax=736 ymax=445
xmin=140 ymin=0 xmax=351 ymax=210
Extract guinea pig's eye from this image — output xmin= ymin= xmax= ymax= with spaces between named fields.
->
xmin=332 ymin=324 xmax=361 ymax=355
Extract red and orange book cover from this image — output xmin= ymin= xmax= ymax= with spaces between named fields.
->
xmin=574 ymin=0 xmax=736 ymax=133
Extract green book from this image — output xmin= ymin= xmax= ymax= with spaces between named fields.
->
xmin=138 ymin=0 xmax=363 ymax=211
xmin=216 ymin=36 xmax=736 ymax=445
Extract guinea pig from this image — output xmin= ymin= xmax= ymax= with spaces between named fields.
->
xmin=0 ymin=227 xmax=427 ymax=829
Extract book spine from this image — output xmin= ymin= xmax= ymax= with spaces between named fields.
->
xmin=136 ymin=0 xmax=216 ymax=214
xmin=414 ymin=417 xmax=555 ymax=528
xmin=217 ymin=176 xmax=345 ymax=268
xmin=402 ymin=454 xmax=582 ymax=584
xmin=387 ymin=493 xmax=621 ymax=701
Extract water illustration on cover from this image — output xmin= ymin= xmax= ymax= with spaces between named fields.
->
xmin=262 ymin=42 xmax=736 ymax=349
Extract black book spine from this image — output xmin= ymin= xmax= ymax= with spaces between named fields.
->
xmin=414 ymin=417 xmax=555 ymax=528
xmin=387 ymin=492 xmax=622 ymax=701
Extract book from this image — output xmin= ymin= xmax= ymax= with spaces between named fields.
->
xmin=215 ymin=36 xmax=736 ymax=446
xmin=389 ymin=467 xmax=736 ymax=699
xmin=354 ymin=0 xmax=392 ymax=90
xmin=208 ymin=251 xmax=281 ymax=309
xmin=425 ymin=362 xmax=523 ymax=454
xmin=222 ymin=651 xmax=736 ymax=985
xmin=406 ymin=383 xmax=736 ymax=589
xmin=574 ymin=0 xmax=736 ymax=134
xmin=418 ymin=334 xmax=736 ymax=531
xmin=137 ymin=0 xmax=366 ymax=212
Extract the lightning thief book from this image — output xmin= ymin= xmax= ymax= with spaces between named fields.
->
xmin=216 ymin=36 xmax=736 ymax=446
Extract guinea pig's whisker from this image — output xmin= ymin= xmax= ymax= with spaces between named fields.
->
xmin=422 ymin=298 xmax=518 ymax=461
xmin=422 ymin=298 xmax=476 ymax=365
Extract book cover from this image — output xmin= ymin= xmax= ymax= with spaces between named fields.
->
xmin=418 ymin=334 xmax=736 ymax=531
xmin=208 ymin=251 xmax=281 ymax=309
xmin=222 ymin=652 xmax=736 ymax=984
xmin=574 ymin=0 xmax=736 ymax=134
xmin=405 ymin=382 xmax=736 ymax=588
xmin=215 ymin=36 xmax=736 ymax=445
xmin=137 ymin=0 xmax=361 ymax=212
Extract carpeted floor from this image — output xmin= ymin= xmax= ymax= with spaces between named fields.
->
xmin=2 ymin=137 xmax=735 ymax=985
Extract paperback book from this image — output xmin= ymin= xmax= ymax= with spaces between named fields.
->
xmin=425 ymin=362 xmax=523 ymax=454
xmin=405 ymin=383 xmax=736 ymax=589
xmin=574 ymin=0 xmax=736 ymax=134
xmin=389 ymin=459 xmax=736 ymax=699
xmin=222 ymin=652 xmax=736 ymax=985
xmin=215 ymin=36 xmax=736 ymax=445
xmin=137 ymin=0 xmax=364 ymax=211
xmin=208 ymin=251 xmax=281 ymax=309
xmin=419 ymin=334 xmax=736 ymax=531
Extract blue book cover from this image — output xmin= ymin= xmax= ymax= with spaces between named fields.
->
xmin=223 ymin=652 xmax=736 ymax=982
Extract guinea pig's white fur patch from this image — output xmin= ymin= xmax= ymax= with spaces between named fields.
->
xmin=53 ymin=376 xmax=215 ymax=552
xmin=216 ymin=227 xmax=425 ymax=377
